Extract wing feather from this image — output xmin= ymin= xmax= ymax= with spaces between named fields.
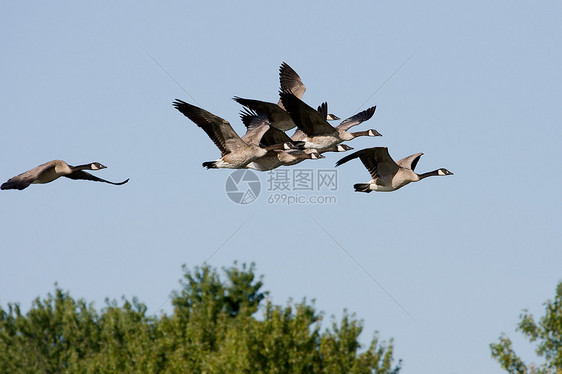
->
xmin=279 ymin=91 xmax=336 ymax=136
xmin=64 ymin=171 xmax=129 ymax=185
xmin=173 ymin=99 xmax=244 ymax=156
xmin=239 ymin=108 xmax=270 ymax=146
xmin=336 ymin=106 xmax=377 ymax=132
xmin=396 ymin=152 xmax=423 ymax=171
xmin=335 ymin=147 xmax=399 ymax=181
xmin=278 ymin=62 xmax=306 ymax=109
xmin=1 ymin=161 xmax=58 ymax=190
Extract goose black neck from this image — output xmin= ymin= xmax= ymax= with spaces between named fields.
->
xmin=71 ymin=163 xmax=94 ymax=171
xmin=418 ymin=169 xmax=440 ymax=179
xmin=349 ymin=130 xmax=370 ymax=138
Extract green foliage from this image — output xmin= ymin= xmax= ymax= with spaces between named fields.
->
xmin=0 ymin=262 xmax=400 ymax=373
xmin=490 ymin=282 xmax=562 ymax=374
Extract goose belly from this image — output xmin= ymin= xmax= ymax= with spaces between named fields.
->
xmin=221 ymin=151 xmax=265 ymax=168
xmin=33 ymin=168 xmax=61 ymax=184
xmin=282 ymin=157 xmax=304 ymax=166
xmin=214 ymin=158 xmax=247 ymax=169
xmin=370 ymin=175 xmax=413 ymax=192
xmin=370 ymin=183 xmax=398 ymax=192
xmin=246 ymin=155 xmax=282 ymax=171
xmin=304 ymin=136 xmax=338 ymax=151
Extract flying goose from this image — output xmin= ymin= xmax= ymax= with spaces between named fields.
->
xmin=240 ymin=108 xmax=354 ymax=154
xmin=335 ymin=147 xmax=453 ymax=192
xmin=246 ymin=149 xmax=323 ymax=171
xmin=321 ymin=144 xmax=354 ymax=153
xmin=173 ymin=99 xmax=273 ymax=169
xmin=279 ymin=91 xmax=381 ymax=151
xmin=278 ymin=61 xmax=339 ymax=123
xmin=1 ymin=160 xmax=129 ymax=190
xmin=239 ymin=108 xmax=305 ymax=149
xmin=233 ymin=62 xmax=339 ymax=131
xmin=239 ymin=109 xmax=324 ymax=171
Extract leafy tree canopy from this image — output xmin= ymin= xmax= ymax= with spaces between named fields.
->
xmin=0 ymin=262 xmax=401 ymax=373
xmin=490 ymin=281 xmax=562 ymax=374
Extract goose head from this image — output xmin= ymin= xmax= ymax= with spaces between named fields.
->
xmin=367 ymin=129 xmax=382 ymax=137
xmin=283 ymin=142 xmax=299 ymax=150
xmin=437 ymin=168 xmax=454 ymax=176
xmin=336 ymin=144 xmax=354 ymax=152
xmin=90 ymin=162 xmax=107 ymax=170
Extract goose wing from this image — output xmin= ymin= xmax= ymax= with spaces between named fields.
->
xmin=261 ymin=126 xmax=295 ymax=147
xmin=279 ymin=91 xmax=336 ymax=136
xmin=234 ymin=97 xmax=287 ymax=119
xmin=1 ymin=160 xmax=58 ymax=190
xmin=173 ymin=99 xmax=245 ymax=156
xmin=64 ymin=171 xmax=129 ymax=185
xmin=239 ymin=108 xmax=270 ymax=146
xmin=336 ymin=106 xmax=377 ymax=131
xmin=335 ymin=147 xmax=399 ymax=180
xmin=233 ymin=96 xmax=296 ymax=131
xmin=317 ymin=103 xmax=328 ymax=119
xmin=396 ymin=152 xmax=423 ymax=171
xmin=240 ymin=108 xmax=303 ymax=148
xmin=316 ymin=102 xmax=341 ymax=121
xmin=277 ymin=62 xmax=306 ymax=110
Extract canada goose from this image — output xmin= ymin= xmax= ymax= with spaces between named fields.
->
xmin=280 ymin=91 xmax=381 ymax=151
xmin=278 ymin=61 xmax=339 ymax=122
xmin=173 ymin=99 xmax=271 ymax=169
xmin=1 ymin=160 xmax=129 ymax=190
xmin=239 ymin=108 xmax=324 ymax=171
xmin=335 ymin=147 xmax=453 ymax=192
xmin=243 ymin=113 xmax=353 ymax=169
xmin=233 ymin=62 xmax=339 ymax=131
xmin=321 ymin=144 xmax=354 ymax=153
xmin=239 ymin=108 xmax=305 ymax=149
xmin=246 ymin=149 xmax=324 ymax=171
xmin=240 ymin=108 xmax=353 ymax=155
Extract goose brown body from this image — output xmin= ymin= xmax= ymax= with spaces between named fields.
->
xmin=336 ymin=147 xmax=453 ymax=192
xmin=1 ymin=160 xmax=129 ymax=190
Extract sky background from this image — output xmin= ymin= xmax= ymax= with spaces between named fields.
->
xmin=1 ymin=1 xmax=561 ymax=372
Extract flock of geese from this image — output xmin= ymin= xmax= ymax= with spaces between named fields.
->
xmin=172 ymin=62 xmax=453 ymax=193
xmin=1 ymin=62 xmax=452 ymax=193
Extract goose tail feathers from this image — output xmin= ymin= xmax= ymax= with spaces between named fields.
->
xmin=353 ymin=183 xmax=372 ymax=193
xmin=202 ymin=161 xmax=218 ymax=169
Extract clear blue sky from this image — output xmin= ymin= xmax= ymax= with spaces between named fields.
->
xmin=1 ymin=1 xmax=561 ymax=372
